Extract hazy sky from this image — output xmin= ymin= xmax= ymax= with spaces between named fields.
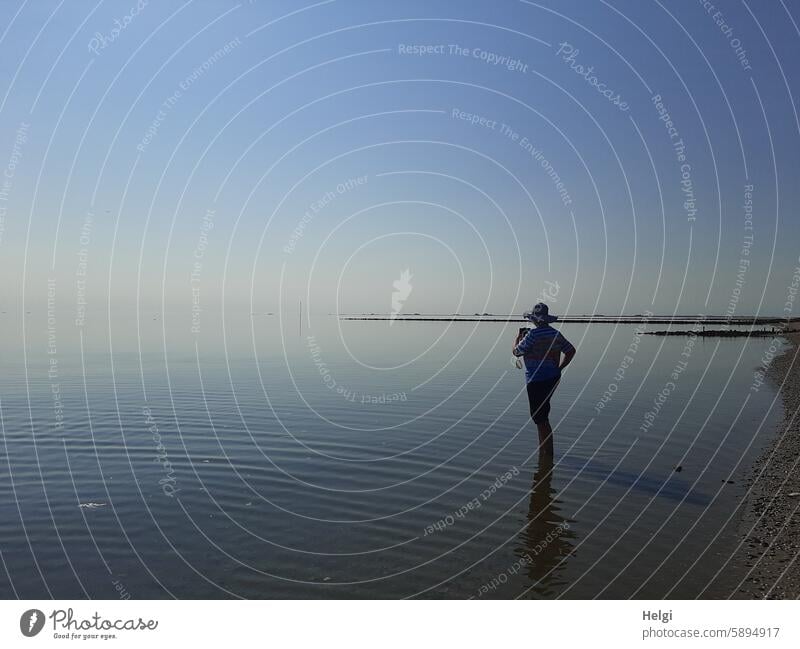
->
xmin=1 ymin=0 xmax=798 ymax=318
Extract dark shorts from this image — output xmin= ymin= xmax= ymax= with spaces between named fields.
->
xmin=526 ymin=377 xmax=560 ymax=424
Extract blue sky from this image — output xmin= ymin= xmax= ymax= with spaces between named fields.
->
xmin=1 ymin=0 xmax=798 ymax=317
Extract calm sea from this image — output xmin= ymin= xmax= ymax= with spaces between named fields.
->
xmin=0 ymin=313 xmax=785 ymax=598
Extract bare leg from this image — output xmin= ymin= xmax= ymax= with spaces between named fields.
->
xmin=536 ymin=420 xmax=554 ymax=457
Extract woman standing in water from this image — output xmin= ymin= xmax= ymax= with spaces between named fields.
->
xmin=512 ymin=303 xmax=576 ymax=457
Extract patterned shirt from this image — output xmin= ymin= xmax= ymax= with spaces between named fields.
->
xmin=513 ymin=325 xmax=575 ymax=383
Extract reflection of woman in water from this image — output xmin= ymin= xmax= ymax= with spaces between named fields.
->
xmin=515 ymin=456 xmax=576 ymax=597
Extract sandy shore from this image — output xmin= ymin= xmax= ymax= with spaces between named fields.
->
xmin=729 ymin=332 xmax=800 ymax=598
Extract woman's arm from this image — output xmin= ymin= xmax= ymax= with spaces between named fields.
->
xmin=512 ymin=330 xmax=527 ymax=356
xmin=559 ymin=348 xmax=576 ymax=371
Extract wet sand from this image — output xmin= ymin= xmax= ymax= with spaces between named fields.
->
xmin=729 ymin=332 xmax=800 ymax=598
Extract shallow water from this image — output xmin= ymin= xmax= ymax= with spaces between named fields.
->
xmin=0 ymin=313 xmax=785 ymax=598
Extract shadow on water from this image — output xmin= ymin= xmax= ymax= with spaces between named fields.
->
xmin=512 ymin=449 xmax=710 ymax=598
xmin=515 ymin=456 xmax=577 ymax=598
xmin=557 ymin=454 xmax=711 ymax=507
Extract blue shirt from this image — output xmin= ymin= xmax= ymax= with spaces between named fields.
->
xmin=513 ymin=325 xmax=575 ymax=383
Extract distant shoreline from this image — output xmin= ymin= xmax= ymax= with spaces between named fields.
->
xmin=646 ymin=329 xmax=800 ymax=338
xmin=340 ymin=315 xmax=799 ymax=326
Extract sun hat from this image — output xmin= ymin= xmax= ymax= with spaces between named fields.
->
xmin=523 ymin=302 xmax=558 ymax=324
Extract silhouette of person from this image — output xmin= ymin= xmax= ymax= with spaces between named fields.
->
xmin=513 ymin=303 xmax=575 ymax=456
